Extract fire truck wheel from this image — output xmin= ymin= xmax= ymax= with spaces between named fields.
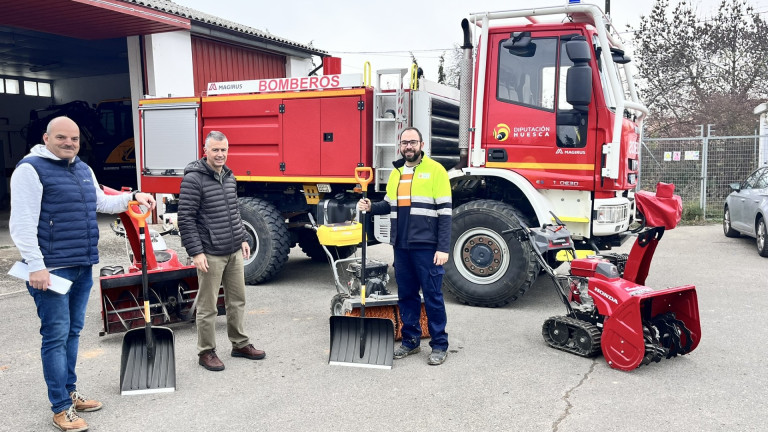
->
xmin=239 ymin=197 xmax=291 ymax=284
xmin=297 ymin=228 xmax=356 ymax=262
xmin=444 ymin=200 xmax=537 ymax=307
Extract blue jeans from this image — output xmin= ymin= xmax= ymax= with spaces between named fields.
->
xmin=27 ymin=265 xmax=93 ymax=413
xmin=393 ymin=248 xmax=448 ymax=351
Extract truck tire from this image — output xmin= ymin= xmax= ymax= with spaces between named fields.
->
xmin=297 ymin=228 xmax=356 ymax=262
xmin=444 ymin=200 xmax=537 ymax=307
xmin=239 ymin=197 xmax=291 ymax=284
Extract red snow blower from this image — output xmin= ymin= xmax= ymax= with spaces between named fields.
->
xmin=98 ymin=186 xmax=225 ymax=337
xmin=515 ymin=183 xmax=700 ymax=371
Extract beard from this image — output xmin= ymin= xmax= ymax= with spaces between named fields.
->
xmin=403 ymin=149 xmax=422 ymax=163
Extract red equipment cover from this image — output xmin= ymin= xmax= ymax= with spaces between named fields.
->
xmin=635 ymin=183 xmax=682 ymax=229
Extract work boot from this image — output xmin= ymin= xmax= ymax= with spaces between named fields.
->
xmin=199 ymin=349 xmax=225 ymax=371
xmin=70 ymin=390 xmax=102 ymax=412
xmin=53 ymin=405 xmax=88 ymax=432
xmin=393 ymin=345 xmax=420 ymax=359
xmin=231 ymin=344 xmax=266 ymax=360
xmin=428 ymin=349 xmax=447 ymax=365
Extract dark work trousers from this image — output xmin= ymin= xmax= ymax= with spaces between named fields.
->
xmin=393 ymin=247 xmax=448 ymax=351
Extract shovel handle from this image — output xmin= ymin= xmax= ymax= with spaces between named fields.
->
xmin=126 ymin=201 xmax=151 ymax=229
xmin=354 ymin=167 xmax=373 ymax=193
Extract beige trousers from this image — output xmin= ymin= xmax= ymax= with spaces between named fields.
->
xmin=196 ymin=251 xmax=249 ymax=354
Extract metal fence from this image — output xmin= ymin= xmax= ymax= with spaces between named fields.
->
xmin=639 ymin=134 xmax=766 ymax=219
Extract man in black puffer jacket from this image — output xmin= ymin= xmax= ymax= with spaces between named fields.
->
xmin=178 ymin=130 xmax=266 ymax=371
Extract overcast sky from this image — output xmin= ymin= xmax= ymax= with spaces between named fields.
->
xmin=172 ymin=0 xmax=768 ymax=80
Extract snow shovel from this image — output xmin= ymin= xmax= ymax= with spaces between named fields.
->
xmin=329 ymin=167 xmax=394 ymax=369
xmin=120 ymin=202 xmax=176 ymax=394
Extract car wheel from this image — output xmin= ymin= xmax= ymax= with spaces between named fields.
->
xmin=756 ymin=218 xmax=768 ymax=257
xmin=723 ymin=206 xmax=739 ymax=238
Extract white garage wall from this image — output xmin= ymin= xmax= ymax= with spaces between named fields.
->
xmin=53 ymin=73 xmax=131 ymax=106
xmin=144 ymin=31 xmax=194 ymax=97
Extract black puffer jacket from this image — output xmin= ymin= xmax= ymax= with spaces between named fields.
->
xmin=178 ymin=158 xmax=246 ymax=257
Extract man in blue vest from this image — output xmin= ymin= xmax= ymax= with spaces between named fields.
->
xmin=10 ymin=116 xmax=155 ymax=432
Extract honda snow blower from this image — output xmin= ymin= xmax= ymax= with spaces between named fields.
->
xmin=517 ymin=183 xmax=700 ymax=371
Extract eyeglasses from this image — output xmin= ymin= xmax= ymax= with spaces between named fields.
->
xmin=399 ymin=140 xmax=421 ymax=148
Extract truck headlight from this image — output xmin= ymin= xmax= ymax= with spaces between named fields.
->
xmin=595 ymin=204 xmax=629 ymax=224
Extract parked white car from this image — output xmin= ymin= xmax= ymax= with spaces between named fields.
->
xmin=723 ymin=166 xmax=768 ymax=257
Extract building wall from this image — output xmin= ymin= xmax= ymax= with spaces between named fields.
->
xmin=191 ymin=37 xmax=286 ymax=96
xmin=144 ymin=31 xmax=196 ymax=98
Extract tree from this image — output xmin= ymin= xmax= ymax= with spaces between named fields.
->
xmin=633 ymin=0 xmax=768 ymax=136
xmin=444 ymin=44 xmax=463 ymax=89
xmin=437 ymin=52 xmax=447 ymax=84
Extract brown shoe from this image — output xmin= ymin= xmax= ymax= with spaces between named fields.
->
xmin=199 ymin=349 xmax=225 ymax=371
xmin=231 ymin=344 xmax=266 ymax=360
xmin=53 ymin=406 xmax=88 ymax=431
xmin=70 ymin=390 xmax=102 ymax=412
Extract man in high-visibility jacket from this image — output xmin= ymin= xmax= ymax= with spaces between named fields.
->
xmin=358 ymin=127 xmax=452 ymax=365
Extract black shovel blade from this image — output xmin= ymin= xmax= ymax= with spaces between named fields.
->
xmin=120 ymin=326 xmax=176 ymax=395
xmin=329 ymin=316 xmax=394 ymax=369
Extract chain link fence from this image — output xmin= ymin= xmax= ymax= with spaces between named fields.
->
xmin=639 ymin=134 xmax=766 ymax=219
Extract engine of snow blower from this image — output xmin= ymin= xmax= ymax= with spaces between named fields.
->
xmin=531 ymin=183 xmax=700 ymax=371
xmin=98 ymin=187 xmax=225 ymax=336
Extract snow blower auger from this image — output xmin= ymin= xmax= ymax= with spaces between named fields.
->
xmin=516 ymin=183 xmax=700 ymax=371
xmin=98 ymin=186 xmax=226 ymax=337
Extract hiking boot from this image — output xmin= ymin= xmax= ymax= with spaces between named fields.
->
xmin=231 ymin=344 xmax=266 ymax=360
xmin=53 ymin=405 xmax=88 ymax=432
xmin=70 ymin=390 xmax=102 ymax=412
xmin=428 ymin=349 xmax=447 ymax=365
xmin=393 ymin=345 xmax=420 ymax=359
xmin=199 ymin=349 xmax=225 ymax=371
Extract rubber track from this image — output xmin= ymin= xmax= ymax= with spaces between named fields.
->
xmin=542 ymin=315 xmax=601 ymax=358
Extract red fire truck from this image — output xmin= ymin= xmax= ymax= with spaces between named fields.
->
xmin=136 ymin=3 xmax=647 ymax=307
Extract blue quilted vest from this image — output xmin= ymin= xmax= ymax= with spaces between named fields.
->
xmin=18 ymin=156 xmax=100 ymax=267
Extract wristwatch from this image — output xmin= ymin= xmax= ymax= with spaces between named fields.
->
xmin=131 ymin=190 xmax=141 ymax=201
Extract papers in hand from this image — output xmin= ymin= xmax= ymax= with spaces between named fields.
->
xmin=8 ymin=262 xmax=72 ymax=295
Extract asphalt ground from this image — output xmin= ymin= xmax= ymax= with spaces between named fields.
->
xmin=0 ymin=217 xmax=765 ymax=431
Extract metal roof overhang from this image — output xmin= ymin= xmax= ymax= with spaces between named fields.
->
xmin=0 ymin=0 xmax=190 ymax=40
xmin=191 ymin=23 xmax=325 ymax=59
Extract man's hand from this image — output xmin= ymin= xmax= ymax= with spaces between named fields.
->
xmin=434 ymin=251 xmax=448 ymax=266
xmin=134 ymin=192 xmax=156 ymax=209
xmin=29 ymin=269 xmax=51 ymax=291
xmin=192 ymin=253 xmax=208 ymax=273
xmin=242 ymin=241 xmax=251 ymax=260
xmin=357 ymin=198 xmax=371 ymax=212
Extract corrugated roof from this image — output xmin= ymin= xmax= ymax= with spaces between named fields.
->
xmin=123 ymin=0 xmax=327 ymax=56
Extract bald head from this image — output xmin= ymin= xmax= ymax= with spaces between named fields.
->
xmin=43 ymin=116 xmax=80 ymax=160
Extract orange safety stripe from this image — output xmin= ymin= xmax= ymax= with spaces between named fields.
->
xmin=397 ymin=173 xmax=413 ymax=207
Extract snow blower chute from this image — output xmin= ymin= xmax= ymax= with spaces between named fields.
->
xmin=518 ymin=183 xmax=700 ymax=371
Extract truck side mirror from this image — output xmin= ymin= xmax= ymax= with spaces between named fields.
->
xmin=565 ymin=38 xmax=592 ymax=112
xmin=610 ymin=47 xmax=632 ymax=64
xmin=502 ymin=31 xmax=535 ymax=57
